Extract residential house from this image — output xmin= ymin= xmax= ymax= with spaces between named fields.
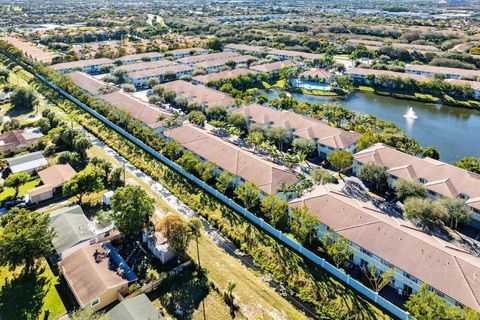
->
xmin=27 ymin=164 xmax=76 ymax=204
xmin=106 ymin=294 xmax=162 ymax=320
xmin=48 ymin=205 xmax=115 ymax=260
xmin=405 ymin=64 xmax=480 ymax=80
xmin=235 ymin=104 xmax=361 ymax=158
xmin=166 ymin=48 xmax=209 ymax=60
xmin=126 ymin=64 xmax=193 ymax=88
xmin=101 ymin=92 xmax=172 ymax=131
xmin=7 ymin=151 xmax=48 ymax=174
xmin=0 ymin=128 xmax=44 ymax=155
xmin=69 ymin=71 xmax=111 ymax=95
xmin=59 ymin=242 xmax=136 ymax=311
xmin=52 ymin=58 xmax=114 ymax=74
xmin=142 ymin=230 xmax=175 ymax=264
xmin=224 ymin=43 xmax=267 ymax=56
xmin=159 ymin=80 xmax=235 ymax=108
xmin=177 ymin=52 xmax=240 ymax=66
xmin=116 ymin=52 xmax=163 ymax=65
xmin=290 ymin=185 xmax=480 ymax=311
xmin=224 ymin=44 xmax=323 ymax=61
xmin=191 ymin=68 xmax=257 ymax=86
xmin=164 ymin=125 xmax=299 ymax=198
xmin=353 ymin=143 xmax=480 ymax=228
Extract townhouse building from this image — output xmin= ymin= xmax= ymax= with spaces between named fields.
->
xmin=353 ymin=143 xmax=480 ymax=228
xmin=159 ymin=80 xmax=235 ymax=108
xmin=51 ymin=58 xmax=113 ymax=74
xmin=405 ymin=64 xmax=480 ymax=80
xmin=192 ymin=55 xmax=255 ymax=73
xmin=177 ymin=51 xmax=240 ymax=66
xmin=191 ymin=68 xmax=256 ymax=86
xmin=235 ymin=104 xmax=361 ymax=158
xmin=290 ymin=185 xmax=480 ymax=311
xmin=164 ymin=124 xmax=299 ymax=199
xmin=126 ymin=64 xmax=193 ymax=88
xmin=116 ymin=52 xmax=163 ymax=65
xmin=166 ymin=47 xmax=209 ymax=60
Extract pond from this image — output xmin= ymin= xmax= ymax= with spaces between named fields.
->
xmin=261 ymin=89 xmax=480 ymax=163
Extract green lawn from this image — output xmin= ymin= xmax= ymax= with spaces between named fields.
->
xmin=0 ymin=259 xmax=69 ymax=320
xmin=0 ymin=179 xmax=41 ymax=202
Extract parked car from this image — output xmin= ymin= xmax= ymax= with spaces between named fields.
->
xmin=5 ymin=198 xmax=25 ymax=209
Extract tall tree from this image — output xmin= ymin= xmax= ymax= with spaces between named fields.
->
xmin=405 ymin=284 xmax=462 ymax=320
xmin=266 ymin=127 xmax=291 ymax=151
xmin=311 ymin=168 xmax=336 ymax=185
xmin=357 ymin=163 xmax=388 ymax=191
xmin=234 ymin=182 xmax=261 ymax=210
xmin=111 ymin=185 xmax=154 ymax=235
xmin=437 ymin=197 xmax=471 ymax=229
xmin=215 ymin=171 xmax=234 ymax=194
xmin=260 ymin=195 xmax=288 ymax=227
xmin=0 ymin=208 xmax=54 ymax=272
xmin=4 ymin=172 xmax=30 ymax=198
xmin=290 ymin=206 xmax=319 ymax=245
xmin=321 ymin=233 xmax=355 ymax=269
xmin=69 ymin=308 xmax=104 ymax=320
xmin=393 ymin=179 xmax=427 ymax=201
xmin=327 ymin=150 xmax=353 ymax=179
xmin=63 ymin=165 xmax=104 ymax=203
xmin=453 ymin=157 xmax=480 ymax=174
xmin=364 ymin=265 xmax=395 ymax=293
xmin=404 ymin=197 xmax=447 ymax=229
xmin=11 ymin=87 xmax=38 ymax=110
xmin=156 ymin=213 xmax=192 ymax=260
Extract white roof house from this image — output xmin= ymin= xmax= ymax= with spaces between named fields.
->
xmin=8 ymin=151 xmax=48 ymax=174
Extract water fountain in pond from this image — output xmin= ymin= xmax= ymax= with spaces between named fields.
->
xmin=403 ymin=107 xmax=418 ymax=120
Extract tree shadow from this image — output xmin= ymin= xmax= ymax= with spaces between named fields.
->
xmin=0 ymin=266 xmax=49 ymax=320
xmin=147 ymin=266 xmax=209 ymax=319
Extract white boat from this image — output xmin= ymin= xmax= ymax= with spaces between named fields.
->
xmin=403 ymin=107 xmax=418 ymax=120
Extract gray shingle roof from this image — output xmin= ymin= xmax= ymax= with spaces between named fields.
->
xmin=49 ymin=205 xmax=95 ymax=254
xmin=106 ymin=294 xmax=162 ymax=320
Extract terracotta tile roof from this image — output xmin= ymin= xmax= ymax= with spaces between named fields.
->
xmin=178 ymin=52 xmax=239 ymax=64
xmin=59 ymin=243 xmax=129 ymax=308
xmin=164 ymin=125 xmax=299 ymax=194
xmin=68 ymin=71 xmax=107 ymax=95
xmin=0 ymin=129 xmax=42 ymax=153
xmin=249 ymin=60 xmax=302 ymax=73
xmin=354 ymin=143 xmax=480 ymax=208
xmin=159 ymin=80 xmax=235 ymax=107
xmin=235 ymin=104 xmax=360 ymax=149
xmin=192 ymin=68 xmax=256 ymax=84
xmin=0 ymin=36 xmax=58 ymax=64
xmin=166 ymin=47 xmax=208 ymax=56
xmin=101 ymin=92 xmax=171 ymax=129
xmin=301 ymin=68 xmax=332 ymax=79
xmin=290 ymin=185 xmax=480 ymax=311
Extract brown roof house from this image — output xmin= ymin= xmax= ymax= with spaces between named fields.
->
xmin=235 ymin=104 xmax=361 ymax=158
xmin=164 ymin=125 xmax=299 ymax=198
xmin=160 ymin=80 xmax=235 ymax=108
xmin=354 ymin=144 xmax=480 ymax=228
xmin=0 ymin=128 xmax=44 ymax=155
xmin=59 ymin=242 xmax=136 ymax=311
xmin=27 ymin=164 xmax=76 ymax=204
xmin=290 ymin=185 xmax=480 ymax=311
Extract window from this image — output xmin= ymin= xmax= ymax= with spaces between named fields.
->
xmin=360 ymin=248 xmax=372 ymax=257
xmin=458 ymin=193 xmax=469 ymax=201
xmin=418 ymin=177 xmax=428 ymax=184
xmin=91 ymin=298 xmax=100 ymax=307
xmin=428 ymin=190 xmax=436 ymax=197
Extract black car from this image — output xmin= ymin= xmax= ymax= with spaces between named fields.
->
xmin=4 ymin=198 xmax=25 ymax=209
